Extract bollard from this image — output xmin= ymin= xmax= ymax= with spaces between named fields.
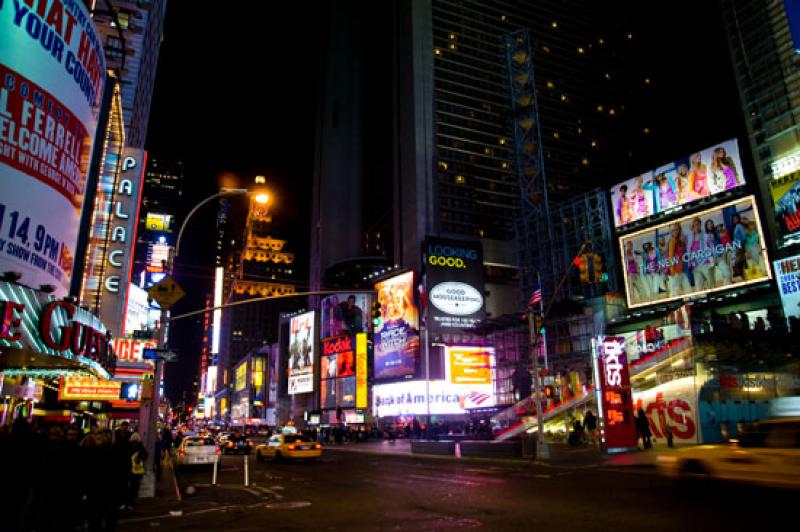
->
xmin=212 ymin=456 xmax=218 ymax=485
xmin=244 ymin=454 xmax=249 ymax=487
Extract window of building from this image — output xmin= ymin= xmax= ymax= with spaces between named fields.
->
xmin=455 ymin=175 xmax=466 ymax=184
xmin=111 ymin=10 xmax=130 ymax=29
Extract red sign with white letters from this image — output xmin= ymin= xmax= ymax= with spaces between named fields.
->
xmin=596 ymin=337 xmax=637 ymax=449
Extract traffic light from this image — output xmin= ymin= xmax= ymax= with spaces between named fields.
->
xmin=532 ymin=312 xmax=544 ymax=337
xmin=574 ymin=255 xmax=589 ymax=283
xmin=371 ymin=300 xmax=382 ymax=327
xmin=592 ymin=253 xmax=603 ymax=283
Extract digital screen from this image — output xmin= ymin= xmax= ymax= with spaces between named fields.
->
xmin=288 ymin=311 xmax=315 ymax=394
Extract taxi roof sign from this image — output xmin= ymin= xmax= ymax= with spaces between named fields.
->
xmin=147 ymin=276 xmax=186 ymax=309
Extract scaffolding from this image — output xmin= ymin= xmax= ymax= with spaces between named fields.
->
xmin=505 ymin=30 xmax=618 ymax=307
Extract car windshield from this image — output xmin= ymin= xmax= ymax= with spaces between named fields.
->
xmin=186 ymin=438 xmax=215 ymax=447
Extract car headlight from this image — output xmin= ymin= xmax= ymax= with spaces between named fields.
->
xmin=656 ymin=455 xmax=677 ymax=463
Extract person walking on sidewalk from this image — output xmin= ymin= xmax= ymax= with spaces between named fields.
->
xmin=636 ymin=409 xmax=652 ymax=449
xmin=127 ymin=433 xmax=148 ymax=510
xmin=583 ymin=411 xmax=598 ymax=447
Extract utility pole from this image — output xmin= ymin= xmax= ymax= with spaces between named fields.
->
xmin=528 ymin=308 xmax=548 ymax=460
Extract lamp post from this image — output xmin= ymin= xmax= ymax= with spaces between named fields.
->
xmin=138 ymin=186 xmax=269 ymax=497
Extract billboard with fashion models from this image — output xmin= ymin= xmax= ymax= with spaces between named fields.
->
xmin=619 ymin=196 xmax=771 ymax=308
xmin=610 ymin=139 xmax=745 ymax=229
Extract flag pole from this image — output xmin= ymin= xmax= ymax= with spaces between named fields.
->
xmin=538 ymin=271 xmax=548 ymax=371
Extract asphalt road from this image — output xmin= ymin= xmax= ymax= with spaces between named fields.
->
xmin=119 ymin=450 xmax=796 ymax=531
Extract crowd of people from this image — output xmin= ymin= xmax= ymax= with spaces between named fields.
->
xmin=1 ymin=418 xmax=151 ymax=531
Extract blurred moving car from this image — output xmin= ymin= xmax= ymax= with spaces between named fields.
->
xmin=176 ymin=436 xmax=220 ymax=466
xmin=219 ymin=433 xmax=254 ymax=455
xmin=657 ymin=416 xmax=800 ymax=489
xmin=255 ymin=433 xmax=321 ymax=462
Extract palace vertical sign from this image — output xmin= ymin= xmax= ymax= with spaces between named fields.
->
xmin=100 ymin=149 xmax=146 ymax=338
xmin=594 ymin=337 xmax=637 ymax=450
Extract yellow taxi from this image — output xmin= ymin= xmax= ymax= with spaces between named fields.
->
xmin=255 ymin=432 xmax=322 ymax=462
xmin=657 ymin=416 xmax=800 ymax=489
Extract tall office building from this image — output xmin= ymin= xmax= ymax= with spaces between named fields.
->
xmin=132 ymin=158 xmax=184 ymax=285
xmin=722 ymin=0 xmax=800 ymax=252
xmin=92 ymin=0 xmax=168 ymax=148
xmin=311 ymin=0 xmax=644 ymax=316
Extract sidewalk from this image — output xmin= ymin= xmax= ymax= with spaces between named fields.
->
xmin=324 ymin=438 xmax=681 ymax=469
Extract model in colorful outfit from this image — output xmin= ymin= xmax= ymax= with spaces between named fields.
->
xmin=658 ymin=236 xmax=671 ymax=294
xmin=687 ymin=217 xmax=715 ymax=291
xmin=675 ymin=164 xmax=690 ymax=205
xmin=743 ymin=221 xmax=765 ymax=279
xmin=668 ymin=222 xmax=690 ymax=297
xmin=616 ymin=185 xmax=631 ymax=225
xmin=656 ymin=173 xmax=677 ymax=212
xmin=641 ymin=241 xmax=663 ymax=299
xmin=631 ymin=175 xmax=651 ymax=219
xmin=624 ymin=240 xmax=645 ymax=303
xmin=715 ymin=223 xmax=733 ymax=286
xmin=711 ymin=146 xmax=740 ymax=192
xmin=688 ymin=152 xmax=710 ymax=200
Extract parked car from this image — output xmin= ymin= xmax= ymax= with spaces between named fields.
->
xmin=255 ymin=433 xmax=321 ymax=462
xmin=657 ymin=416 xmax=800 ymax=489
xmin=176 ymin=436 xmax=220 ymax=467
xmin=218 ymin=433 xmax=254 ymax=455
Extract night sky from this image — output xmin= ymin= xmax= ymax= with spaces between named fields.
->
xmin=145 ymin=1 xmax=742 ymax=403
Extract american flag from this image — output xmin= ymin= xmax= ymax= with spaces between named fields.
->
xmin=528 ymin=285 xmax=542 ymax=308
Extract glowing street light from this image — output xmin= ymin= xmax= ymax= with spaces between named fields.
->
xmin=255 ymin=193 xmax=270 ymax=205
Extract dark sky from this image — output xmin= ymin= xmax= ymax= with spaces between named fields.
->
xmin=145 ymin=3 xmax=322 ymax=402
xmin=145 ymin=1 xmax=743 ymax=403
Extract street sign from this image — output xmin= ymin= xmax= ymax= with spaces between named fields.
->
xmin=147 ymin=276 xmax=186 ymax=309
xmin=143 ymin=348 xmax=179 ymax=362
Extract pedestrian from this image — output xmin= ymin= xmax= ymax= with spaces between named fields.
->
xmin=665 ymin=424 xmax=674 ymax=448
xmin=636 ymin=409 xmax=652 ymax=449
xmin=583 ymin=410 xmax=598 ymax=447
xmin=127 ymin=433 xmax=148 ymax=510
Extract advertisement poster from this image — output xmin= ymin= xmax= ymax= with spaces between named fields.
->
xmin=620 ymin=324 xmax=691 ymax=363
xmin=774 ymin=254 xmax=800 ymax=320
xmin=288 ymin=311 xmax=315 ymax=394
xmin=0 ymin=2 xmax=105 ymax=296
xmin=372 ymin=379 xmax=495 ymax=417
xmin=423 ymin=237 xmax=485 ymax=333
xmin=610 ymin=139 xmax=745 ymax=229
xmin=374 ymin=271 xmax=419 ymax=379
xmin=320 ymin=293 xmax=371 ymax=339
xmin=770 ymin=168 xmax=800 ymax=246
xmin=356 ymin=333 xmax=367 ymax=409
xmin=446 ymin=346 xmax=493 ymax=386
xmin=594 ymin=337 xmax=637 ymax=450
xmin=59 ymin=376 xmax=121 ymax=402
xmin=320 ymin=334 xmax=358 ymax=410
xmin=620 ymin=196 xmax=771 ymax=308
xmin=632 ymin=377 xmax=699 ymax=445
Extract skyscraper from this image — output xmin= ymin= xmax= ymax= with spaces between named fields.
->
xmin=92 ymin=0 xmax=168 ymax=148
xmin=311 ymin=0 xmax=644 ymax=317
xmin=722 ymin=0 xmax=800 ymax=252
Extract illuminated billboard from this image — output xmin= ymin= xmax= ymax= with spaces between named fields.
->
xmin=0 ymin=2 xmax=105 ymax=297
xmin=445 ymin=346 xmax=493 ymax=386
xmin=320 ymin=293 xmax=372 ymax=339
xmin=320 ymin=334 xmax=356 ymax=409
xmin=774 ymin=254 xmax=800 ymax=321
xmin=423 ymin=237 xmax=485 ymax=333
xmin=769 ymin=158 xmax=800 ymax=247
xmin=610 ymin=139 xmax=745 ymax=229
xmin=372 ymin=379 xmax=495 ymax=417
xmin=374 ymin=271 xmax=419 ymax=379
xmin=59 ymin=376 xmax=122 ymax=402
xmin=619 ymin=196 xmax=771 ymax=308
xmin=147 ymin=243 xmax=171 ymax=273
xmin=145 ymin=213 xmax=173 ymax=232
xmin=288 ymin=311 xmax=315 ymax=394
xmin=593 ymin=337 xmax=637 ymax=450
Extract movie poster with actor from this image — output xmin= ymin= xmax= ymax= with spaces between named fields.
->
xmin=321 ymin=294 xmax=372 ymax=339
xmin=374 ymin=271 xmax=420 ymax=379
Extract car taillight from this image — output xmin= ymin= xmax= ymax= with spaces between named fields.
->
xmin=215 ymin=447 xmax=221 ymax=455
xmin=314 ymin=444 xmax=321 ymax=450
xmin=288 ymin=444 xmax=296 ymax=450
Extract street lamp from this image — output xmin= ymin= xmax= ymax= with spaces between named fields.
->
xmin=175 ymin=186 xmax=270 ymax=258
